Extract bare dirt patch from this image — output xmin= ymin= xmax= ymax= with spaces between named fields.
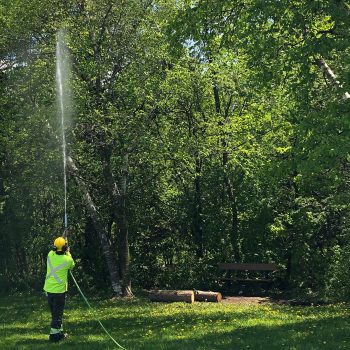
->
xmin=221 ymin=296 xmax=271 ymax=305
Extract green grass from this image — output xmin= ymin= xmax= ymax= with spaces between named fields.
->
xmin=1 ymin=294 xmax=350 ymax=350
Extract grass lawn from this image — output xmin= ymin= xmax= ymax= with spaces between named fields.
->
xmin=1 ymin=294 xmax=350 ymax=350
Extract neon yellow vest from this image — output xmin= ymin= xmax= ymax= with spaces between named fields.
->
xmin=43 ymin=250 xmax=75 ymax=293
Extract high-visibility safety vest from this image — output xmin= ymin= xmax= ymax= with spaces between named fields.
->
xmin=43 ymin=250 xmax=75 ymax=293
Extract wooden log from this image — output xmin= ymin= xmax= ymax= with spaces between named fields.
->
xmin=194 ymin=290 xmax=222 ymax=302
xmin=149 ymin=290 xmax=195 ymax=303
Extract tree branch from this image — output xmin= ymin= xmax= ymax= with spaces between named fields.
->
xmin=315 ymin=58 xmax=350 ymax=100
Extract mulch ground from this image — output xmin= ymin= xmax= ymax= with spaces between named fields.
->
xmin=221 ymin=296 xmax=271 ymax=305
xmin=220 ymin=295 xmax=321 ymax=306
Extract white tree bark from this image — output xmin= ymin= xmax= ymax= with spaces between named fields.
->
xmin=316 ymin=58 xmax=350 ymax=100
xmin=67 ymin=156 xmax=123 ymax=295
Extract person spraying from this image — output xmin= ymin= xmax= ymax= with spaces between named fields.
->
xmin=43 ymin=232 xmax=75 ymax=342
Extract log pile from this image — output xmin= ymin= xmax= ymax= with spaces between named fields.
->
xmin=148 ymin=289 xmax=222 ymax=303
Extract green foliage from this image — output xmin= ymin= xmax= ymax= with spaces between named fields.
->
xmin=325 ymin=244 xmax=350 ymax=302
xmin=2 ymin=0 xmax=350 ymax=301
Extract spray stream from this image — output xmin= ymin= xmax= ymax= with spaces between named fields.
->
xmin=56 ymin=30 xmax=70 ymax=229
xmin=55 ymin=31 xmax=127 ymax=349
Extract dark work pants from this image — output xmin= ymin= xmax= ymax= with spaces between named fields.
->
xmin=47 ymin=292 xmax=66 ymax=330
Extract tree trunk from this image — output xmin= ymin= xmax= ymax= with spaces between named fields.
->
xmin=149 ymin=290 xmax=195 ymax=303
xmin=85 ymin=14 xmax=132 ymax=296
xmin=117 ymin=151 xmax=132 ymax=296
xmin=193 ymin=157 xmax=203 ymax=257
xmin=213 ymin=82 xmax=241 ymax=261
xmin=67 ymin=156 xmax=122 ymax=295
xmin=100 ymin=148 xmax=132 ymax=297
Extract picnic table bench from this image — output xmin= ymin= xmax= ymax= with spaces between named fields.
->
xmin=218 ymin=263 xmax=278 ymax=283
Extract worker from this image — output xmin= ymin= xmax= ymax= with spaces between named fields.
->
xmin=43 ymin=234 xmax=75 ymax=342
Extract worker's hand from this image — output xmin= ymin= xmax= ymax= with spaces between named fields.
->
xmin=63 ymin=228 xmax=69 ymax=237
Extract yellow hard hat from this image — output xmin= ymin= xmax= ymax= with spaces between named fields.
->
xmin=54 ymin=237 xmax=67 ymax=251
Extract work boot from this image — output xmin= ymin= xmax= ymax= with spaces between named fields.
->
xmin=49 ymin=333 xmax=61 ymax=342
xmin=59 ymin=332 xmax=68 ymax=340
xmin=49 ymin=330 xmax=67 ymax=342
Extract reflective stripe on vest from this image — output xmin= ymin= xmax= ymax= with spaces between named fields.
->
xmin=50 ymin=328 xmax=61 ymax=335
xmin=46 ymin=257 xmax=68 ymax=284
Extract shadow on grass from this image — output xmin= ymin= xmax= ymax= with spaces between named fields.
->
xmin=123 ymin=314 xmax=350 ymax=350
xmin=11 ymin=311 xmax=350 ymax=350
xmin=13 ymin=338 xmax=117 ymax=350
xmin=2 ymin=296 xmax=350 ymax=350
